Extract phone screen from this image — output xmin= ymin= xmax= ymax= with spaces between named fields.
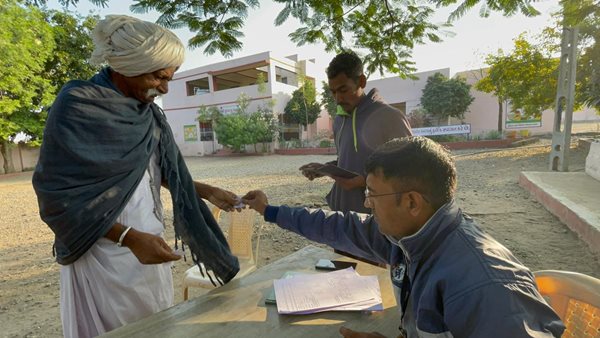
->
xmin=315 ymin=259 xmax=357 ymax=271
xmin=331 ymin=260 xmax=358 ymax=270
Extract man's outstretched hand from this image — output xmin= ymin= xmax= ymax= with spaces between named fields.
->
xmin=299 ymin=162 xmax=325 ymax=181
xmin=242 ymin=190 xmax=269 ymax=215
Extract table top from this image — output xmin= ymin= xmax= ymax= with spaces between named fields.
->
xmin=102 ymin=245 xmax=399 ymax=338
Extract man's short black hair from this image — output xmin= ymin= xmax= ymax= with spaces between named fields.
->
xmin=366 ymin=136 xmax=457 ymax=210
xmin=326 ymin=51 xmax=363 ymax=82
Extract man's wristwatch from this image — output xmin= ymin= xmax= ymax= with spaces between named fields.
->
xmin=117 ymin=226 xmax=133 ymax=247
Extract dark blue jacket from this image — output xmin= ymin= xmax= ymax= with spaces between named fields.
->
xmin=264 ymin=201 xmax=565 ymax=337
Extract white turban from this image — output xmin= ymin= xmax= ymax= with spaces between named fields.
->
xmin=90 ymin=15 xmax=185 ymax=77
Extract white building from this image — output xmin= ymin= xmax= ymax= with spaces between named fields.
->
xmin=366 ymin=68 xmax=450 ymax=116
xmin=162 ymin=52 xmax=599 ymax=156
xmin=368 ymin=67 xmax=600 ymax=138
xmin=161 ymin=51 xmax=327 ymax=156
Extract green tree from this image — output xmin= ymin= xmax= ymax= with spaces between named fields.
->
xmin=248 ymin=108 xmax=278 ymax=152
xmin=35 ymin=0 xmax=543 ymax=77
xmin=284 ymin=80 xmax=321 ymax=127
xmin=476 ymin=34 xmax=559 ymax=131
xmin=21 ymin=11 xmax=99 ymax=147
xmin=420 ymin=72 xmax=474 ymax=124
xmin=321 ymin=81 xmax=337 ymax=118
xmin=213 ymin=113 xmax=251 ymax=152
xmin=0 ymin=1 xmax=54 ymax=173
xmin=42 ymin=11 xmax=99 ymax=90
xmin=199 ymin=88 xmax=278 ymax=153
xmin=210 ymin=93 xmax=250 ymax=152
xmin=560 ymin=0 xmax=600 ymax=112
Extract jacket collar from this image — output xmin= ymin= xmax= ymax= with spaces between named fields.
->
xmin=386 ymin=200 xmax=462 ymax=263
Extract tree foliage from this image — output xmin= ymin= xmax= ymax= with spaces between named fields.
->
xmin=33 ymin=0 xmax=543 ymax=77
xmin=560 ymin=0 xmax=600 ymax=112
xmin=320 ymin=81 xmax=337 ymax=118
xmin=476 ymin=34 xmax=559 ymax=131
xmin=0 ymin=0 xmax=54 ymax=173
xmin=198 ymin=91 xmax=278 ymax=152
xmin=284 ymin=80 xmax=321 ymax=126
xmin=42 ymin=11 xmax=99 ymax=90
xmin=0 ymin=2 xmax=98 ymax=173
xmin=420 ymin=72 xmax=474 ymax=122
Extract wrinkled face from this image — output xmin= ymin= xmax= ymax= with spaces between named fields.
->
xmin=121 ymin=67 xmax=177 ymax=103
xmin=328 ymin=73 xmax=366 ymax=113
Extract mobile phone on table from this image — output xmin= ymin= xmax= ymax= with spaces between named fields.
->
xmin=315 ymin=259 xmax=357 ymax=271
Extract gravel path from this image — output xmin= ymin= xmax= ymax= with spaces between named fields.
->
xmin=1 ymin=141 xmax=599 ymax=337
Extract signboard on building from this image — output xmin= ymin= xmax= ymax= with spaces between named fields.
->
xmin=219 ymin=104 xmax=240 ymax=115
xmin=505 ymin=109 xmax=542 ymax=129
xmin=183 ymin=125 xmax=198 ymax=142
xmin=412 ymin=124 xmax=471 ymax=136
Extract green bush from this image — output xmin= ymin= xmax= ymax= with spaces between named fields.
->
xmin=484 ymin=130 xmax=502 ymax=140
xmin=319 ymin=139 xmax=332 ymax=148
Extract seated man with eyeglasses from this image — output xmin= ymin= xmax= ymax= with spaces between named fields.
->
xmin=242 ymin=136 xmax=564 ymax=338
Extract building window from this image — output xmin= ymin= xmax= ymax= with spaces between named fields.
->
xmin=186 ymin=77 xmax=210 ymax=96
xmin=199 ymin=121 xmax=214 ymax=141
xmin=275 ymin=66 xmax=298 ymax=87
xmin=213 ymin=63 xmax=269 ymax=91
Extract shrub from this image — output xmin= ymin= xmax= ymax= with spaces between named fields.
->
xmin=485 ymin=130 xmax=503 ymax=140
xmin=319 ymin=139 xmax=332 ymax=148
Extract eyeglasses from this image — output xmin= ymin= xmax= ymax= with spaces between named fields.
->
xmin=364 ymin=188 xmax=430 ymax=206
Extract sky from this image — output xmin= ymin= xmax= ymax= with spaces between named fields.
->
xmin=47 ymin=0 xmax=563 ymax=79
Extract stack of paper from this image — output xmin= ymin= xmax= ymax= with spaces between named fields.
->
xmin=273 ymin=268 xmax=383 ymax=314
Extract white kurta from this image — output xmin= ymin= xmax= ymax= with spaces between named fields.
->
xmin=60 ymin=154 xmax=173 ymax=338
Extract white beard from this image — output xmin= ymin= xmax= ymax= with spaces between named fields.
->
xmin=146 ymin=88 xmax=161 ymax=99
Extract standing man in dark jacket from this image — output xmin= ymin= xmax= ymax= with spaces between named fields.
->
xmin=300 ymin=51 xmax=412 ymax=263
xmin=246 ymin=136 xmax=564 ymax=338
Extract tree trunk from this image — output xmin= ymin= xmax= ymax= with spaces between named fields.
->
xmin=497 ymin=99 xmax=503 ymax=133
xmin=0 ymin=140 xmax=16 ymax=174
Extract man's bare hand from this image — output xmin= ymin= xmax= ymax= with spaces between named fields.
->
xmin=241 ymin=190 xmax=269 ymax=215
xmin=299 ymin=162 xmax=325 ymax=181
xmin=123 ymin=228 xmax=181 ymax=264
xmin=333 ymin=174 xmax=366 ymax=191
xmin=207 ymin=186 xmax=239 ymax=212
xmin=339 ymin=327 xmax=387 ymax=338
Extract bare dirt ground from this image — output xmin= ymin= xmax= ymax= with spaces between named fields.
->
xmin=1 ymin=138 xmax=600 ymax=337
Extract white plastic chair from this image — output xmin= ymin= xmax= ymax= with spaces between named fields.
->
xmin=534 ymin=270 xmax=600 ymax=338
xmin=182 ymin=207 xmax=260 ymax=300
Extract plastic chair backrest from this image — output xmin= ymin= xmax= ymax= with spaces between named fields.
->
xmin=212 ymin=207 xmax=255 ymax=261
xmin=534 ymin=270 xmax=600 ymax=338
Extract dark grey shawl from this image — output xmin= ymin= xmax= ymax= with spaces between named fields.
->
xmin=32 ymin=68 xmax=239 ymax=285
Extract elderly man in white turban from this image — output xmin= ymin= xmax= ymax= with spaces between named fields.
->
xmin=33 ymin=15 xmax=240 ymax=338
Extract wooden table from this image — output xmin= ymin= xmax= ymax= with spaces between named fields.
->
xmin=102 ymin=245 xmax=399 ymax=338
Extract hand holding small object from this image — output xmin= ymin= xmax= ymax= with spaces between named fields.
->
xmin=234 ymin=196 xmax=245 ymax=210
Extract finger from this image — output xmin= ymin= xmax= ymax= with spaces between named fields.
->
xmin=158 ymin=243 xmax=182 ymax=262
xmin=165 ymin=251 xmax=182 ymax=261
xmin=242 ymin=190 xmax=258 ymax=199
